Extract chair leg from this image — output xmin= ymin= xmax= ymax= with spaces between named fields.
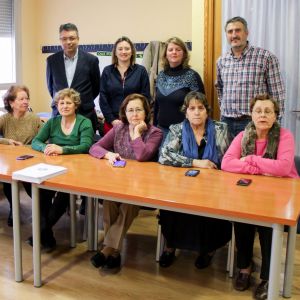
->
xmin=229 ymin=224 xmax=235 ymax=278
xmin=156 ymin=224 xmax=165 ymax=262
xmin=226 ymin=236 xmax=232 ymax=272
xmin=69 ymin=194 xmax=76 ymax=248
xmin=82 ymin=198 xmax=88 ymax=241
xmin=87 ymin=196 xmax=95 ymax=251
xmin=93 ymin=198 xmax=99 ymax=251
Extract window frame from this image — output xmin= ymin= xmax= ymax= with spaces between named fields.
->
xmin=0 ymin=0 xmax=21 ymax=110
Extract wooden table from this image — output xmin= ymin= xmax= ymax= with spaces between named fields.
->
xmin=0 ymin=146 xmax=23 ymax=282
xmin=0 ymin=145 xmax=95 ymax=281
xmin=1 ymin=145 xmax=299 ymax=299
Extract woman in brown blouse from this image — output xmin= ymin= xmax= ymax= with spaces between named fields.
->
xmin=0 ymin=85 xmax=42 ymax=226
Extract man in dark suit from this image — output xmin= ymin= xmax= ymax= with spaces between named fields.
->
xmin=46 ymin=23 xmax=100 ymax=132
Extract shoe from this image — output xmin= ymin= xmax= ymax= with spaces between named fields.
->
xmin=90 ymin=252 xmax=107 ymax=268
xmin=234 ymin=261 xmax=255 ymax=291
xmin=194 ymin=252 xmax=215 ymax=269
xmin=234 ymin=271 xmax=252 ymax=291
xmin=105 ymin=254 xmax=121 ymax=269
xmin=159 ymin=250 xmax=176 ymax=268
xmin=41 ymin=229 xmax=56 ymax=252
xmin=7 ymin=209 xmax=13 ymax=227
xmin=26 ymin=231 xmax=56 ymax=252
xmin=42 ymin=238 xmax=56 ymax=252
xmin=254 ymin=280 xmax=268 ymax=300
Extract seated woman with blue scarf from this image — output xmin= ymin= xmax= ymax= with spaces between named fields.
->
xmin=158 ymin=91 xmax=232 ymax=269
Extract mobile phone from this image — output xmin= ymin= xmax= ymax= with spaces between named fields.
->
xmin=16 ymin=154 xmax=34 ymax=160
xmin=236 ymin=178 xmax=252 ymax=186
xmin=185 ymin=169 xmax=200 ymax=177
xmin=113 ymin=160 xmax=126 ymax=167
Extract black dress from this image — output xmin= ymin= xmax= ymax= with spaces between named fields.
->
xmin=159 ymin=139 xmax=232 ymax=254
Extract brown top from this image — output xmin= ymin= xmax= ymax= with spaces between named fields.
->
xmin=0 ymin=112 xmax=42 ymax=145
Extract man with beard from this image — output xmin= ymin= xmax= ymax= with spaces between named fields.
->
xmin=215 ymin=16 xmax=285 ymax=138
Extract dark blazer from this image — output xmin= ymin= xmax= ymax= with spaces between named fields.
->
xmin=46 ymin=49 xmax=100 ymax=116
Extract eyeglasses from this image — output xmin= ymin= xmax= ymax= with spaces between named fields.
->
xmin=253 ymin=109 xmax=274 ymax=116
xmin=126 ymin=108 xmax=144 ymax=114
xmin=60 ymin=36 xmax=78 ymax=43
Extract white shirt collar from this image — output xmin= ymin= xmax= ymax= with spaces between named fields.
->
xmin=64 ymin=48 xmax=79 ymax=61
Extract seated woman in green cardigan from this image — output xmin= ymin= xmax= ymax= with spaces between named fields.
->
xmin=29 ymin=88 xmax=94 ymax=250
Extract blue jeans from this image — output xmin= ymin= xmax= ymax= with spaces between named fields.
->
xmin=221 ymin=116 xmax=251 ymax=138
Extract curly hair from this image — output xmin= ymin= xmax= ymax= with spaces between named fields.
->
xmin=54 ymin=88 xmax=81 ymax=109
xmin=3 ymin=85 xmax=30 ymax=113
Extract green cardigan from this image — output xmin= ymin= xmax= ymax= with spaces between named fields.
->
xmin=31 ymin=114 xmax=94 ymax=154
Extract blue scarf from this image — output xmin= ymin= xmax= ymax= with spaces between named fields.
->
xmin=182 ymin=118 xmax=220 ymax=166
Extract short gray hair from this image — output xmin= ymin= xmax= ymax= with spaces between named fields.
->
xmin=225 ymin=16 xmax=248 ymax=32
xmin=59 ymin=23 xmax=79 ymax=36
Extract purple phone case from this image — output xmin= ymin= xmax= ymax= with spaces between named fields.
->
xmin=113 ymin=160 xmax=126 ymax=167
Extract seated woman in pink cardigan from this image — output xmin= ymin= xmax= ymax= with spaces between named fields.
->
xmin=221 ymin=94 xmax=299 ymax=300
xmin=89 ymin=93 xmax=163 ymax=270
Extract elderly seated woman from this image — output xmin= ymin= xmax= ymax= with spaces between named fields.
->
xmin=221 ymin=94 xmax=299 ymax=300
xmin=29 ymin=88 xmax=94 ymax=250
xmin=158 ymin=91 xmax=232 ymax=269
xmin=0 ymin=85 xmax=42 ymax=226
xmin=89 ymin=93 xmax=163 ymax=269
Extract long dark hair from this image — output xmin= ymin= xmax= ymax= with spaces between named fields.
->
xmin=112 ymin=36 xmax=136 ymax=66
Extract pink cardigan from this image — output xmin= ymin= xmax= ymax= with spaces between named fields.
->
xmin=221 ymin=128 xmax=299 ymax=178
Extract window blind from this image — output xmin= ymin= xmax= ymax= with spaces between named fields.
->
xmin=0 ymin=0 xmax=12 ymax=37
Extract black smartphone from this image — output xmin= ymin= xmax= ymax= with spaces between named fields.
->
xmin=185 ymin=169 xmax=200 ymax=177
xmin=113 ymin=160 xmax=126 ymax=167
xmin=236 ymin=178 xmax=252 ymax=186
xmin=16 ymin=154 xmax=34 ymax=160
